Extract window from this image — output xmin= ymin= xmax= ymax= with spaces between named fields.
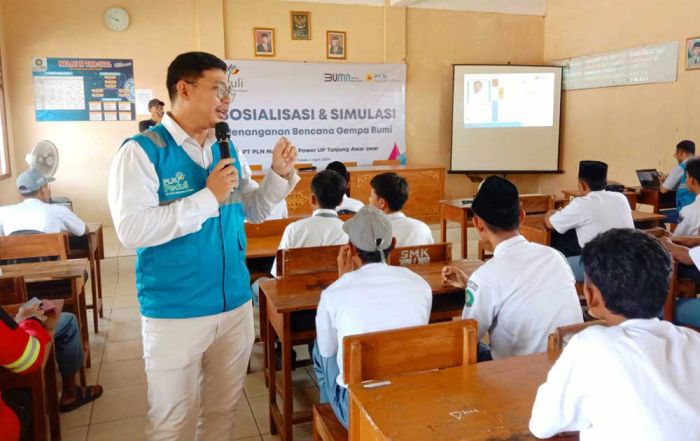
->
xmin=0 ymin=53 xmax=10 ymax=179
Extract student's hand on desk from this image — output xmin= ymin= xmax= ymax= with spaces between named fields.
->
xmin=271 ymin=137 xmax=298 ymax=179
xmin=207 ymin=158 xmax=238 ymax=202
xmin=337 ymin=245 xmax=354 ymax=277
xmin=441 ymin=266 xmax=468 ymax=289
xmin=15 ymin=304 xmax=46 ymax=324
xmin=647 ymin=227 xmax=671 ymax=238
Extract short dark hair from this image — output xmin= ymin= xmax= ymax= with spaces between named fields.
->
xmin=581 ymin=228 xmax=671 ymax=319
xmin=325 ymin=161 xmax=350 ymax=195
xmin=686 ymin=157 xmax=700 ymax=182
xmin=370 ymin=173 xmax=408 ymax=212
xmin=357 ymin=242 xmax=395 ymax=264
xmin=677 ymin=140 xmax=696 ymax=155
xmin=166 ymin=52 xmax=227 ymax=102
xmin=311 ymin=170 xmax=346 ymax=209
xmin=580 ymin=176 xmax=607 ymax=191
xmin=482 ymin=217 xmax=520 ymax=234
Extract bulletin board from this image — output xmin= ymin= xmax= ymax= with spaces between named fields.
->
xmin=553 ymin=42 xmax=679 ymax=91
xmin=32 ymin=57 xmax=135 ymax=122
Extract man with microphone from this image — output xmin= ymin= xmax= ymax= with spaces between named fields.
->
xmin=108 ymin=51 xmax=299 ymax=440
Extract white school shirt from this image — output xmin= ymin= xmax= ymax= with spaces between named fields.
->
xmin=662 ymin=158 xmax=693 ymax=191
xmin=529 ymin=319 xmax=700 ymax=441
xmin=387 ymin=211 xmax=434 ymax=247
xmin=108 ymin=113 xmax=300 ymax=249
xmin=315 ymin=263 xmax=432 ymax=388
xmin=336 ymin=195 xmax=363 ymax=213
xmin=269 ymin=208 xmax=348 ymax=276
xmin=673 ymin=196 xmax=700 ymax=236
xmin=0 ymin=198 xmax=86 ymax=236
xmin=462 ymin=235 xmax=582 ymax=359
xmin=549 ymin=190 xmax=634 ymax=248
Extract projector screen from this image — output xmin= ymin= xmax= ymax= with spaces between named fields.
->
xmin=451 ymin=65 xmax=562 ymax=173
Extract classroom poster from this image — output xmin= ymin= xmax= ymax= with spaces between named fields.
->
xmin=223 ymin=60 xmax=406 ymax=168
xmin=32 ymin=57 xmax=135 ymax=122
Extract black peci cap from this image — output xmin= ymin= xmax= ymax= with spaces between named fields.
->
xmin=471 ymin=176 xmax=520 ymax=229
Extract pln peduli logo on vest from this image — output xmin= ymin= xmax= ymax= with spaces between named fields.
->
xmin=162 ymin=171 xmax=193 ymax=197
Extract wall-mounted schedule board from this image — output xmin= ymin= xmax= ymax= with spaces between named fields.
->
xmin=553 ymin=42 xmax=679 ymax=91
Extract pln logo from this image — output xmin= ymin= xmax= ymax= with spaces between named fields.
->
xmin=365 ymin=72 xmax=388 ymax=82
xmin=162 ymin=171 xmax=192 ymax=196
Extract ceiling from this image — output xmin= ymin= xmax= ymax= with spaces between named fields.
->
xmin=279 ymin=0 xmax=546 ymax=16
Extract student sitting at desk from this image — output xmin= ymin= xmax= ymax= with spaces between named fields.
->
xmin=529 ymin=229 xmax=700 ymax=441
xmin=368 ymin=172 xmax=434 ymax=247
xmin=313 ymin=206 xmax=432 ymax=428
xmin=649 ymin=157 xmax=700 ymax=239
xmin=325 ymin=161 xmax=364 ymax=213
xmin=251 ymin=170 xmax=349 ymax=305
xmin=0 ymin=169 xmax=86 ymax=237
xmin=659 ymin=139 xmax=696 ymax=223
xmin=545 ymin=161 xmax=633 ymax=282
xmin=654 ymin=235 xmax=700 ymax=328
xmin=442 ymin=176 xmax=582 ymax=361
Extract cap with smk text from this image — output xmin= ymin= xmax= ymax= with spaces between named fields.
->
xmin=148 ymin=98 xmax=165 ymax=109
xmin=17 ymin=168 xmax=54 ymax=195
xmin=471 ymin=176 xmax=520 ymax=229
xmin=342 ymin=205 xmax=393 ymax=261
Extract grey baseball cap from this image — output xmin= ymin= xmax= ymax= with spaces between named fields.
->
xmin=17 ymin=168 xmax=54 ymax=195
xmin=342 ymin=205 xmax=393 ymax=261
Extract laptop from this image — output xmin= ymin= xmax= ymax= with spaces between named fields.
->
xmin=636 ymin=169 xmax=661 ymax=189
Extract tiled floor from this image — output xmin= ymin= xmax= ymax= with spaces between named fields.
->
xmin=62 ymin=224 xmax=475 ymax=440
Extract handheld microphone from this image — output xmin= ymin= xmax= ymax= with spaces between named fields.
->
xmin=215 ymin=122 xmax=231 ymax=162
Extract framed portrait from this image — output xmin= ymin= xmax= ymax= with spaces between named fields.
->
xmin=254 ymin=28 xmax=275 ymax=57
xmin=290 ymin=11 xmax=311 ymax=40
xmin=327 ymin=31 xmax=346 ymax=60
xmin=687 ymin=36 xmax=700 ymax=70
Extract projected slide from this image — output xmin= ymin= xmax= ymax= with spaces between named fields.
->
xmin=463 ymin=73 xmax=555 ymax=128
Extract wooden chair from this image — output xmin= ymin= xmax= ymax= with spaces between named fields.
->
xmin=388 ymin=243 xmax=452 ymax=266
xmin=0 ymin=232 xmax=69 ymax=262
xmin=313 ymin=320 xmax=478 ymax=441
xmin=0 ymin=233 xmax=89 ymax=383
xmin=547 ymin=320 xmax=609 ymax=355
xmin=275 ymin=244 xmax=342 ymax=277
xmin=372 ymin=159 xmax=400 ymax=166
xmin=666 ymin=263 xmax=699 ymax=331
xmin=249 ymin=164 xmax=263 ymax=171
xmin=0 ymin=276 xmax=28 ymax=305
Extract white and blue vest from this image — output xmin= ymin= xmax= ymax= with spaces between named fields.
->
xmin=677 ymin=161 xmax=695 ymax=210
xmin=124 ymin=124 xmax=251 ymax=319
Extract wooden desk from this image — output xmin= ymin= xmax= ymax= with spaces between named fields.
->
xmin=252 ymin=165 xmax=446 ymax=223
xmin=259 ymin=259 xmax=483 ymax=441
xmin=348 ymin=351 xmax=576 ymax=441
xmin=0 ymin=300 xmax=64 ymax=441
xmin=247 ymin=236 xmax=281 ymax=259
xmin=438 ymin=199 xmax=472 ymax=259
xmin=1 ymin=260 xmax=91 ymax=375
xmin=636 ymin=188 xmax=676 ymax=213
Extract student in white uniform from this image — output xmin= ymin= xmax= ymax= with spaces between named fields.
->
xmin=368 ymin=172 xmax=433 ymax=247
xmin=649 ymin=157 xmax=700 ymax=238
xmin=545 ymin=161 xmax=634 ymax=282
xmin=659 ymin=139 xmax=696 ymax=223
xmin=0 ymin=169 xmax=86 ymax=237
xmin=313 ymin=206 xmax=432 ymax=428
xmin=442 ymin=176 xmax=582 ymax=361
xmin=325 ymin=161 xmax=363 ymax=213
xmin=530 ymin=228 xmax=700 ymax=441
xmin=654 ymin=235 xmax=700 ymax=328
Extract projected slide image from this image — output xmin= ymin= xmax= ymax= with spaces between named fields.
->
xmin=463 ymin=73 xmax=554 ymax=128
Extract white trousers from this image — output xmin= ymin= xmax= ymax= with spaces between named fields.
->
xmin=141 ymin=301 xmax=255 ymax=441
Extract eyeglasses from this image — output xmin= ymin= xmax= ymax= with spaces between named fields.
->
xmin=184 ymin=80 xmax=234 ymax=101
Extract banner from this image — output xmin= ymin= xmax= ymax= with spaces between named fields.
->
xmin=32 ymin=57 xmax=135 ymax=122
xmin=224 ymin=60 xmax=406 ymax=168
